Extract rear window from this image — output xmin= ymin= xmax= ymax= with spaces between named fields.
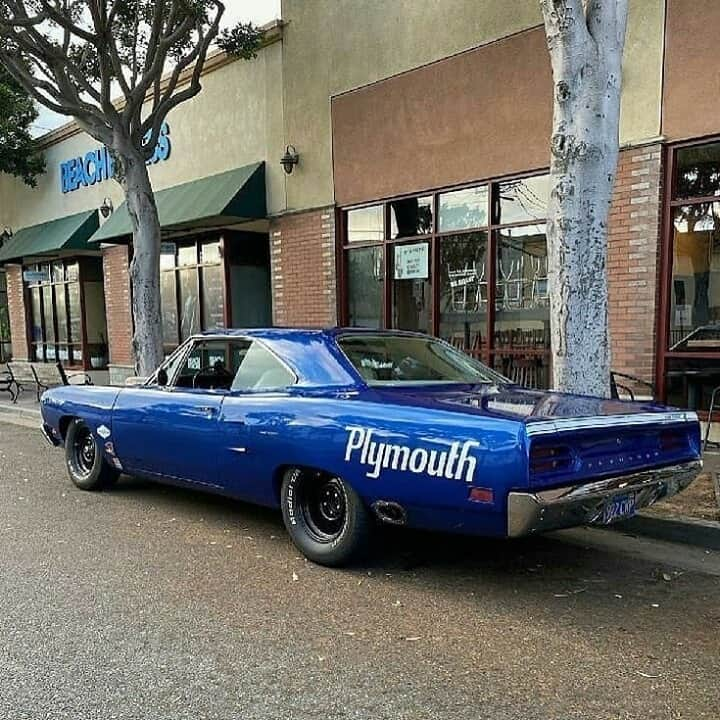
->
xmin=337 ymin=334 xmax=505 ymax=385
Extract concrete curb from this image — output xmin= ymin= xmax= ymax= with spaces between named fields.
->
xmin=613 ymin=512 xmax=720 ymax=551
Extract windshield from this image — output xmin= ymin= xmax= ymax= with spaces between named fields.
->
xmin=337 ymin=333 xmax=507 ymax=386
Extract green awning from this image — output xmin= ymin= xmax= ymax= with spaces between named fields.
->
xmin=91 ymin=162 xmax=266 ymax=243
xmin=0 ymin=210 xmax=99 ymax=264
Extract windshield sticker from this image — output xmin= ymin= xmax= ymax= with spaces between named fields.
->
xmin=344 ymin=426 xmax=479 ymax=482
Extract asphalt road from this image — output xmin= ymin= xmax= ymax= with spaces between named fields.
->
xmin=1 ymin=417 xmax=719 ymax=720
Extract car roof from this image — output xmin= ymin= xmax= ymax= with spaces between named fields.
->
xmin=191 ymin=327 xmax=432 ymax=388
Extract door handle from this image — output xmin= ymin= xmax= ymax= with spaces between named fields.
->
xmin=198 ymin=406 xmax=216 ymax=417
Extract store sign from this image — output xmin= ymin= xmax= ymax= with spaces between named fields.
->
xmin=60 ymin=122 xmax=172 ymax=194
xmin=394 ymin=242 xmax=429 ymax=280
xmin=23 ymin=270 xmax=49 ymax=283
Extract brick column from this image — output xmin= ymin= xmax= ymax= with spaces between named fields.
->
xmin=269 ymin=207 xmax=337 ymax=327
xmin=102 ymin=245 xmax=135 ymax=383
xmin=5 ymin=264 xmax=29 ymax=361
xmin=607 ymin=143 xmax=664 ymax=386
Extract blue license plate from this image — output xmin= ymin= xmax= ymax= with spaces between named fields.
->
xmin=600 ymin=493 xmax=637 ymax=524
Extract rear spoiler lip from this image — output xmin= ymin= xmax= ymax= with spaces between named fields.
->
xmin=524 ymin=411 xmax=699 ymax=437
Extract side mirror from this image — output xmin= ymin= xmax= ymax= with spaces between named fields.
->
xmin=157 ymin=368 xmax=168 ymax=387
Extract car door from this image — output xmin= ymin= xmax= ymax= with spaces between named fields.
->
xmin=111 ymin=338 xmax=248 ymax=486
xmin=217 ymin=339 xmax=298 ymax=503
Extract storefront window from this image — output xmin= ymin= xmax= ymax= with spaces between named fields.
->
xmin=669 ymin=203 xmax=720 ymax=351
xmin=160 ymin=238 xmax=224 ymax=352
xmin=391 ymin=241 xmax=431 ymax=332
xmin=438 ymin=232 xmax=487 ymax=355
xmin=675 ymin=142 xmax=720 ymax=200
xmin=347 ymin=246 xmax=384 ymax=328
xmin=390 ymin=196 xmax=433 ymax=238
xmin=497 ymin=175 xmax=549 ymax=225
xmin=347 ymin=205 xmax=383 ymax=243
xmin=494 ymin=224 xmax=550 ymax=388
xmin=342 ymin=173 xmax=551 ymax=388
xmin=26 ymin=259 xmax=99 ymax=367
xmin=661 ymin=140 xmax=720 ymax=411
xmin=438 ymin=185 xmax=488 ymax=232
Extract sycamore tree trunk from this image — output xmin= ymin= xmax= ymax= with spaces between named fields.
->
xmin=540 ymin=0 xmax=628 ymax=397
xmin=116 ymin=146 xmax=164 ymax=377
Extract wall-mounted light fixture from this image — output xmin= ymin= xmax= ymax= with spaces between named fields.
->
xmin=0 ymin=226 xmax=12 ymax=246
xmin=100 ymin=197 xmax=114 ymax=218
xmin=280 ymin=144 xmax=299 ymax=175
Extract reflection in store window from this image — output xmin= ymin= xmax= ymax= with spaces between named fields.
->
xmin=438 ymin=185 xmax=488 ymax=232
xmin=347 ymin=205 xmax=384 ymax=243
xmin=497 ymin=175 xmax=549 ymax=225
xmin=438 ymin=232 xmax=487 ymax=355
xmin=494 ymin=224 xmax=550 ymax=389
xmin=669 ymin=202 xmax=720 ymax=351
xmin=392 ymin=242 xmax=430 ymax=333
xmin=390 ymin=196 xmax=433 ymax=238
xmin=347 ymin=246 xmax=384 ymax=329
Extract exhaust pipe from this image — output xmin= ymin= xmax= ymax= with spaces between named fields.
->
xmin=372 ymin=500 xmax=407 ymax=526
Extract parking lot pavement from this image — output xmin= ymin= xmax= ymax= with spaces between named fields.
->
xmin=1 ymin=418 xmax=719 ymax=720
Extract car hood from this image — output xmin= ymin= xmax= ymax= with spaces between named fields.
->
xmin=368 ymin=384 xmax=691 ymax=424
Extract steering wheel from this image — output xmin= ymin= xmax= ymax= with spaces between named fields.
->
xmin=192 ymin=363 xmax=233 ymax=389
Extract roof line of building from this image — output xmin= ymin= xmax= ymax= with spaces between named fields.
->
xmin=36 ymin=19 xmax=284 ymax=151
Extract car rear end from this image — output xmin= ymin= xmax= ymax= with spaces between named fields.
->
xmin=507 ymin=411 xmax=702 ymax=537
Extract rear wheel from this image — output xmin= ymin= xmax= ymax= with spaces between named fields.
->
xmin=65 ymin=419 xmax=118 ymax=491
xmin=280 ymin=467 xmax=373 ymax=567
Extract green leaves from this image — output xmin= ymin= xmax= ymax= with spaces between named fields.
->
xmin=0 ymin=67 xmax=45 ymax=187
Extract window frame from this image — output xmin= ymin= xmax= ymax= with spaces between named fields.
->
xmin=24 ymin=258 xmax=93 ymax=369
xmin=159 ymin=236 xmax=228 ymax=354
xmin=656 ymin=136 xmax=720 ymax=409
xmin=338 ymin=169 xmax=550 ymax=382
xmin=152 ymin=334 xmax=298 ymax=394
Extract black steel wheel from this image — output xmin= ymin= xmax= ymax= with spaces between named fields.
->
xmin=65 ymin=419 xmax=118 ymax=491
xmin=281 ymin=468 xmax=373 ymax=567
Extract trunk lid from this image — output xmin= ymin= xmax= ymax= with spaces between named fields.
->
xmin=369 ymin=383 xmax=701 ymax=488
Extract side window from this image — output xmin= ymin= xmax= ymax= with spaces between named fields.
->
xmin=231 ymin=341 xmax=295 ymax=391
xmin=174 ymin=339 xmax=251 ymax=390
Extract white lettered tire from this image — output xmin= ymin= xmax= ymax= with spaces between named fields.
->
xmin=280 ymin=467 xmax=373 ymax=567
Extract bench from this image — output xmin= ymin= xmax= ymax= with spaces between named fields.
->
xmin=6 ymin=361 xmax=92 ymax=403
xmin=0 ymin=367 xmax=16 ymax=402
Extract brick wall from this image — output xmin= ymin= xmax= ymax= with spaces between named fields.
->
xmin=5 ymin=264 xmax=29 ymax=360
xmin=607 ymin=143 xmax=664 ymax=385
xmin=102 ymin=245 xmax=134 ymax=368
xmin=269 ymin=207 xmax=337 ymax=326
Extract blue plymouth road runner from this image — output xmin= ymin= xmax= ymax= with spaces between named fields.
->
xmin=40 ymin=329 xmax=702 ymax=566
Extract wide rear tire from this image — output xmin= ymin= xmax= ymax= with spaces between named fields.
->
xmin=65 ymin=419 xmax=119 ymax=491
xmin=280 ymin=467 xmax=373 ymax=567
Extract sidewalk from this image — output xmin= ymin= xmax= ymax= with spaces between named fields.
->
xmin=0 ymin=391 xmax=41 ymax=421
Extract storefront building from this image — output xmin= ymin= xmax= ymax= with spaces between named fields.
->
xmin=1 ymin=0 xmax=719 ymax=413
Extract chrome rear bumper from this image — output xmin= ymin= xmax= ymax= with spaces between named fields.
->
xmin=507 ymin=460 xmax=702 ymax=538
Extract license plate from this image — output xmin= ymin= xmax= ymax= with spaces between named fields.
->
xmin=600 ymin=493 xmax=637 ymax=524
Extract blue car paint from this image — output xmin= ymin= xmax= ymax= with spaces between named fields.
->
xmin=40 ymin=328 xmax=702 ymax=539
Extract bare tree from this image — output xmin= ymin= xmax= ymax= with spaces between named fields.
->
xmin=540 ymin=0 xmax=628 ymax=397
xmin=0 ymin=1 xmax=260 ymax=375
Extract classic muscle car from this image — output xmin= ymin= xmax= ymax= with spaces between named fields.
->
xmin=40 ymin=328 xmax=702 ymax=566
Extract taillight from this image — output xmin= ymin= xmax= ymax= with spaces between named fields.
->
xmin=530 ymin=444 xmax=574 ymax=476
xmin=659 ymin=428 xmax=687 ymax=453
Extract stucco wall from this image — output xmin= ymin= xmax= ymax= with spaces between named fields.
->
xmin=0 ymin=40 xmax=286 ymax=233
xmin=281 ymin=0 xmax=665 ymax=210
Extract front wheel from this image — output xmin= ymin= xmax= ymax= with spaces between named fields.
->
xmin=65 ymin=419 xmax=118 ymax=491
xmin=280 ymin=468 xmax=373 ymax=567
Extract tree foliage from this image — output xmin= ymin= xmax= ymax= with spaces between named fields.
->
xmin=0 ymin=1 xmax=262 ymax=158
xmin=0 ymin=1 xmax=263 ymax=375
xmin=0 ymin=65 xmax=44 ymax=186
